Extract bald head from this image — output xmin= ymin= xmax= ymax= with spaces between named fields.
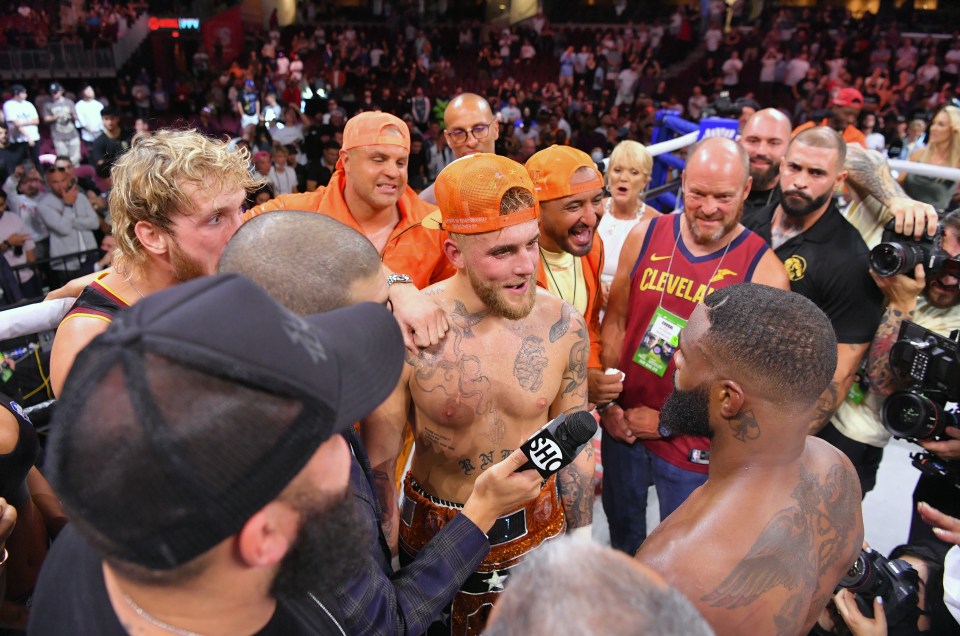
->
xmin=485 ymin=538 xmax=713 ymax=636
xmin=444 ymin=93 xmax=499 ymax=157
xmin=686 ymin=137 xmax=750 ymax=187
xmin=219 ymin=211 xmax=384 ymax=315
xmin=740 ymin=109 xmax=792 ymax=190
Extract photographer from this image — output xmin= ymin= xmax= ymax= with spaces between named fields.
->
xmin=816 ymin=543 xmax=953 ymax=635
xmin=820 ymin=208 xmax=959 ymax=499
xmin=863 ymin=211 xmax=959 ymax=554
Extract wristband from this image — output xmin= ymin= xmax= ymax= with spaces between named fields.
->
xmin=386 ymin=273 xmax=413 ymax=287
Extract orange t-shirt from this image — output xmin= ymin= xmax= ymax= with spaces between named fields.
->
xmin=792 ymin=119 xmax=867 ymax=148
xmin=245 ymin=170 xmax=455 ymax=289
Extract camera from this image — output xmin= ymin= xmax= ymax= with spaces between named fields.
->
xmin=836 ymin=548 xmax=919 ymax=624
xmin=869 ymin=219 xmax=951 ymax=278
xmin=881 ymin=321 xmax=960 ymax=486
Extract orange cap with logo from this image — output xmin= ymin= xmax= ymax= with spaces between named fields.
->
xmin=525 ymin=145 xmax=604 ymax=202
xmin=336 ymin=111 xmax=410 ymax=171
xmin=422 ymin=153 xmax=539 ymax=235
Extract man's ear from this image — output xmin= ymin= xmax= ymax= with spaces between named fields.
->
xmin=134 ymin=221 xmax=170 ymax=257
xmin=717 ymin=379 xmax=745 ymax=419
xmin=443 ymin=236 xmax=465 ymax=270
xmin=235 ymin=501 xmax=299 ymax=568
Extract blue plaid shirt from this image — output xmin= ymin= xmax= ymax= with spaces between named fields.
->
xmin=334 ymin=429 xmax=489 ymax=635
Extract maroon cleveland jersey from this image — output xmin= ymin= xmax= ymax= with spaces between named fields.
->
xmin=618 ymin=213 xmax=772 ymax=473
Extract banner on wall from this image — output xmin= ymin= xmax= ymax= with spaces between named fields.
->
xmin=510 ymin=0 xmax=538 ymax=25
xmin=201 ymin=6 xmax=243 ymax=65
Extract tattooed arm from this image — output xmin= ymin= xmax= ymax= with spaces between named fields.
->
xmin=361 ymin=361 xmax=414 ymax=553
xmin=865 ymin=268 xmax=925 ymax=397
xmin=809 ymin=343 xmax=869 ymax=434
xmin=844 ymin=145 xmax=938 ymax=239
xmin=554 ymin=311 xmax=594 ymax=531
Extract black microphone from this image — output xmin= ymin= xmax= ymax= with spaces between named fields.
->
xmin=515 ymin=411 xmax=598 ymax=478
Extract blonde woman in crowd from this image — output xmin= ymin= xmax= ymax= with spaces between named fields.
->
xmin=900 ymin=105 xmax=960 ymax=213
xmin=598 ymin=140 xmax=658 ymax=308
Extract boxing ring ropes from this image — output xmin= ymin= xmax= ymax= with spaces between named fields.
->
xmin=3 ymin=111 xmax=960 ymax=355
xmin=636 ymin=110 xmax=960 ymax=213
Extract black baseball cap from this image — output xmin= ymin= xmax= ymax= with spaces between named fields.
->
xmin=50 ymin=82 xmax=63 ymax=94
xmin=47 ymin=274 xmax=405 ymax=569
xmin=10 ymin=84 xmax=26 ymax=95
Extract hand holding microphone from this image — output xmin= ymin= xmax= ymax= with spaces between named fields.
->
xmin=515 ymin=411 xmax=598 ymax=478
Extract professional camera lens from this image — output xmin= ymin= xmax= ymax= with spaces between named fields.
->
xmin=838 ymin=553 xmax=879 ymax=593
xmin=869 ymin=242 xmax=911 ymax=277
xmin=881 ymin=390 xmax=946 ymax=441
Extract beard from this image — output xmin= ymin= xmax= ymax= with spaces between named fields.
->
xmin=544 ymin=221 xmax=594 ymax=258
xmin=777 ymin=185 xmax=833 ymax=219
xmin=659 ymin=383 xmax=713 ymax=438
xmin=468 ymin=267 xmax=536 ymax=320
xmin=685 ymin=201 xmax=743 ymax=245
xmin=749 ymin=158 xmax=780 ymax=191
xmin=270 ymin=486 xmax=366 ymax=599
xmin=168 ymin=239 xmax=209 ymax=282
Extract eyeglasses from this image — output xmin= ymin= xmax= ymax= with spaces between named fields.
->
xmin=45 ymin=165 xmax=68 ymax=173
xmin=446 ymin=122 xmax=495 ymax=144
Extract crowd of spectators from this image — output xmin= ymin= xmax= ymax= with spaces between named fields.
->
xmin=0 ymin=0 xmax=144 ymax=50
xmin=2 ymin=2 xmax=960 ymax=302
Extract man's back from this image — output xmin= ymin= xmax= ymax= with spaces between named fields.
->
xmin=405 ymin=285 xmax=582 ymax=503
xmin=638 ymin=437 xmax=862 ymax=636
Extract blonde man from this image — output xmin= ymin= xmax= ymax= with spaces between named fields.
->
xmin=49 ymin=129 xmax=263 ymax=396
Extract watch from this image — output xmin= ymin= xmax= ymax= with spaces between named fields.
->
xmin=386 ymin=273 xmax=413 ymax=287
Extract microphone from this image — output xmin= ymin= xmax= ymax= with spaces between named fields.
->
xmin=515 ymin=411 xmax=598 ymax=478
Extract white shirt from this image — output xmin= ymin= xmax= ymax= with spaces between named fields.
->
xmin=76 ymin=99 xmax=104 ymax=142
xmin=597 ymin=198 xmax=645 ymax=286
xmin=268 ymin=166 xmax=297 ymax=195
xmin=784 ymin=58 xmax=810 ymax=87
xmin=3 ymin=99 xmax=40 ymax=143
xmin=722 ymin=58 xmax=743 ymax=86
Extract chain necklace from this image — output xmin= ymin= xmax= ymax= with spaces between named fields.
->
xmin=122 ymin=593 xmax=204 ymax=636
xmin=539 ymin=246 xmax=579 ymax=307
xmin=657 ymin=217 xmax=734 ymax=311
xmin=128 ymin=279 xmax=145 ymax=300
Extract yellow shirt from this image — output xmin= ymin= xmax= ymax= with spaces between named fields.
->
xmin=540 ymin=247 xmax=587 ymax=316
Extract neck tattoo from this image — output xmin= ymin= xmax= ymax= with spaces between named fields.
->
xmin=122 ymin=593 xmax=204 ymax=636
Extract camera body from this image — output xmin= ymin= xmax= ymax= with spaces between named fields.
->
xmin=836 ymin=548 xmax=919 ymax=624
xmin=869 ymin=219 xmax=950 ymax=278
xmin=881 ymin=321 xmax=960 ymax=487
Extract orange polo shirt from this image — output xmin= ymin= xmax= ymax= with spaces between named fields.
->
xmin=245 ymin=170 xmax=455 ymax=288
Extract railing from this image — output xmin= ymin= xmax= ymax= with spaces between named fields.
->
xmin=0 ymin=12 xmax=149 ymax=80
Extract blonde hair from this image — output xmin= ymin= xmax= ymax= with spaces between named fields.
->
xmin=271 ymin=141 xmax=289 ymax=159
xmin=919 ymin=106 xmax=960 ymax=169
xmin=110 ymin=129 xmax=264 ymax=272
xmin=606 ymin=140 xmax=653 ymax=182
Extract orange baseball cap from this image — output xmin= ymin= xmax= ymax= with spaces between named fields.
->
xmin=422 ymin=153 xmax=539 ymax=235
xmin=336 ymin=111 xmax=410 ymax=171
xmin=525 ymin=145 xmax=604 ymax=202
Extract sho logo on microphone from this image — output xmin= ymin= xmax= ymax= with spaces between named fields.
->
xmin=528 ymin=437 xmax=564 ymax=473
